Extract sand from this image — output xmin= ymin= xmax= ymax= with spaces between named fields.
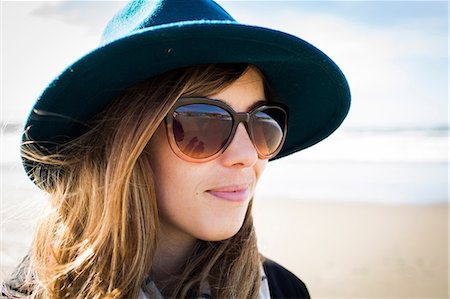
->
xmin=253 ymin=199 xmax=448 ymax=298
xmin=1 ymin=167 xmax=448 ymax=298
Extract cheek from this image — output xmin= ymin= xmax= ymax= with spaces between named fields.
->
xmin=152 ymin=153 xmax=197 ymax=219
xmin=155 ymin=167 xmax=195 ymax=212
xmin=152 ymin=159 xmax=195 ymax=234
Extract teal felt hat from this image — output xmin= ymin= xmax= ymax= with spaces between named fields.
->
xmin=22 ymin=0 xmax=350 ymax=171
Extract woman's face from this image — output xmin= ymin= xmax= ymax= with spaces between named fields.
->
xmin=148 ymin=68 xmax=268 ymax=242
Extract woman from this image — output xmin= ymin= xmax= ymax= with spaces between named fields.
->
xmin=3 ymin=0 xmax=350 ymax=298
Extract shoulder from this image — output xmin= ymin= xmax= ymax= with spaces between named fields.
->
xmin=262 ymin=258 xmax=310 ymax=299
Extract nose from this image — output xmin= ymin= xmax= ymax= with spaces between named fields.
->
xmin=219 ymin=123 xmax=258 ymax=168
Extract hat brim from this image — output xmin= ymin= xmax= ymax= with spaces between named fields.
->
xmin=24 ymin=21 xmax=350 ymax=161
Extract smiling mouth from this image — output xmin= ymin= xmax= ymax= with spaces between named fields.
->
xmin=206 ymin=186 xmax=250 ymax=202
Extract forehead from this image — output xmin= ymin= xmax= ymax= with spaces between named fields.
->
xmin=207 ymin=67 xmax=266 ymax=112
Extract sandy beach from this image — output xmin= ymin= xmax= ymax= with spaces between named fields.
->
xmin=1 ymin=165 xmax=448 ymax=298
xmin=253 ymin=199 xmax=448 ymax=298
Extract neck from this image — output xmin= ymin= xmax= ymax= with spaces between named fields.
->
xmin=151 ymin=222 xmax=197 ymax=289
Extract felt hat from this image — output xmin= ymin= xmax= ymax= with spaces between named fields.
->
xmin=22 ymin=0 xmax=350 ymax=170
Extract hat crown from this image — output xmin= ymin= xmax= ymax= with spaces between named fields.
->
xmin=101 ymin=0 xmax=236 ymax=45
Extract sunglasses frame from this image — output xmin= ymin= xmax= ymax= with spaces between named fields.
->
xmin=165 ymin=97 xmax=288 ymax=162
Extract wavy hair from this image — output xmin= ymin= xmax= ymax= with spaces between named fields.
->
xmin=11 ymin=64 xmax=270 ymax=298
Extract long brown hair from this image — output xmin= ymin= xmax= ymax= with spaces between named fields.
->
xmin=16 ymin=64 xmax=267 ymax=298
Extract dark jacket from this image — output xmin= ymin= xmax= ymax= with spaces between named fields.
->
xmin=263 ymin=259 xmax=310 ymax=299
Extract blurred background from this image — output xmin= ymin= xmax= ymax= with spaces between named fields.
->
xmin=1 ymin=1 xmax=448 ymax=298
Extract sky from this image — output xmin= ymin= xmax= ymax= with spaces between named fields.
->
xmin=1 ymin=0 xmax=449 ymax=130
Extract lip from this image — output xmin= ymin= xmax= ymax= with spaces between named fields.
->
xmin=206 ymin=185 xmax=250 ymax=202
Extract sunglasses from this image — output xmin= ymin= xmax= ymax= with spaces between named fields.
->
xmin=165 ymin=97 xmax=288 ymax=162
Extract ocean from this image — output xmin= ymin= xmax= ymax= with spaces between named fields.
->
xmin=1 ymin=124 xmax=448 ymax=206
xmin=257 ymin=127 xmax=448 ymax=205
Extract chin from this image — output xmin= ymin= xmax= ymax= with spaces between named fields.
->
xmin=197 ymin=220 xmax=245 ymax=242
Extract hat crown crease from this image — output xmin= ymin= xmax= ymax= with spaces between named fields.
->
xmin=101 ymin=0 xmax=236 ymax=46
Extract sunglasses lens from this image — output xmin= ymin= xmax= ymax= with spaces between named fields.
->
xmin=172 ymin=104 xmax=233 ymax=159
xmin=252 ymin=108 xmax=286 ymax=157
